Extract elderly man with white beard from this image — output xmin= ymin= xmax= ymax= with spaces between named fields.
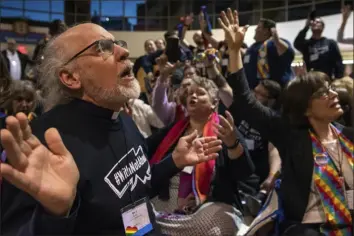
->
xmin=0 ymin=23 xmax=223 ymax=236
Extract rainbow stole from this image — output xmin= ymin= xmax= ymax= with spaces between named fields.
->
xmin=309 ymin=125 xmax=353 ymax=236
xmin=257 ymin=40 xmax=270 ymax=80
xmin=150 ymin=113 xmax=219 ymax=205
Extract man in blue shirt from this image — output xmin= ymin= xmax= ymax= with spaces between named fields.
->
xmin=243 ymin=18 xmax=295 ymax=89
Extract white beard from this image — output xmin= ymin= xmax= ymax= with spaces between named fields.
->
xmin=82 ymin=77 xmax=141 ymax=110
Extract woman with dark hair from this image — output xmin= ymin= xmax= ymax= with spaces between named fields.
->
xmin=219 ymin=9 xmax=353 ymax=236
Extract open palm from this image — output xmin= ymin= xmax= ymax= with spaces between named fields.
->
xmin=218 ymin=8 xmax=249 ymax=50
xmin=0 ymin=113 xmax=79 ymax=216
xmin=172 ymin=130 xmax=222 ymax=168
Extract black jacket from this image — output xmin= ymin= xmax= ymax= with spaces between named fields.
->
xmin=294 ymin=27 xmax=344 ymax=79
xmin=1 ymin=99 xmax=181 ymax=235
xmin=227 ymin=69 xmax=353 ymax=223
xmin=1 ymin=50 xmax=32 ymax=80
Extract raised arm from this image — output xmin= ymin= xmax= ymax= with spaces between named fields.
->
xmin=151 ymin=55 xmax=179 ymax=125
xmin=330 ymin=40 xmax=344 ymax=79
xmin=199 ymin=12 xmax=220 ymax=49
xmin=151 ymin=78 xmax=176 ymax=126
xmin=294 ymin=18 xmax=311 ymax=53
xmin=218 ymin=8 xmax=287 ymax=150
xmin=337 ymin=5 xmax=354 ymax=45
xmin=179 ymin=13 xmax=194 ymax=45
xmin=206 ymin=61 xmax=233 ymax=108
xmin=271 ymin=28 xmax=291 ymax=56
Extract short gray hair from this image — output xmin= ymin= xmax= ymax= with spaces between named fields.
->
xmin=38 ymin=37 xmax=79 ymax=111
xmin=1 ymin=80 xmax=38 ymax=114
xmin=191 ymin=76 xmax=219 ymax=104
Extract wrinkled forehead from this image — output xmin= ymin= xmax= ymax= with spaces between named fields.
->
xmin=189 ymin=81 xmax=204 ymax=91
xmin=58 ymin=23 xmax=114 ymax=54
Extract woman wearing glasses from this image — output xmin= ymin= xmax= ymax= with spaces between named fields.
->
xmin=219 ymin=9 xmax=353 ymax=236
xmin=0 ymin=24 xmax=225 ymax=236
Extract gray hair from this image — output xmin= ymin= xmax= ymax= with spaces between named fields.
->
xmin=1 ymin=80 xmax=38 ymax=114
xmin=38 ymin=37 xmax=78 ymax=111
xmin=191 ymin=76 xmax=219 ymax=104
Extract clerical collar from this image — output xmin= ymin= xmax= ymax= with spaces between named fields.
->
xmin=70 ymin=99 xmax=121 ymax=121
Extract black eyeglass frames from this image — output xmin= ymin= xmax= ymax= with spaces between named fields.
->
xmin=63 ymin=39 xmax=127 ymax=66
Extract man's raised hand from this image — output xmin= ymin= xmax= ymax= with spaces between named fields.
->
xmin=172 ymin=130 xmax=222 ymax=169
xmin=0 ymin=113 xmax=79 ymax=216
xmin=218 ymin=8 xmax=249 ymax=50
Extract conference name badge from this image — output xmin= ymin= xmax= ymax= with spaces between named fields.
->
xmin=243 ymin=55 xmax=250 ymax=64
xmin=121 ymin=198 xmax=153 ymax=236
xmin=314 ymin=153 xmax=329 ymax=166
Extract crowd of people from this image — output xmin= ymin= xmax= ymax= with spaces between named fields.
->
xmin=0 ymin=5 xmax=353 ymax=236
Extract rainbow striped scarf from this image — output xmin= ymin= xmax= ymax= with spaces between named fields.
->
xmin=150 ymin=112 xmax=219 ymax=205
xmin=309 ymin=125 xmax=353 ymax=236
xmin=257 ymin=40 xmax=270 ymax=80
xmin=193 ymin=112 xmax=219 ymax=204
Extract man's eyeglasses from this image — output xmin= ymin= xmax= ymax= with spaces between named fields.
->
xmin=312 ymin=85 xmax=335 ymax=99
xmin=63 ymin=39 xmax=127 ymax=66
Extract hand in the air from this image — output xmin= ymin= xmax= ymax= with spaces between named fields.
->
xmin=184 ymin=13 xmax=194 ymax=26
xmin=198 ymin=11 xmax=207 ymax=32
xmin=0 ymin=113 xmax=79 ymax=216
xmin=213 ymin=111 xmax=238 ymax=148
xmin=271 ymin=27 xmax=280 ymax=42
xmin=156 ymin=55 xmax=181 ymax=82
xmin=341 ymin=5 xmax=351 ymax=22
xmin=218 ymin=8 xmax=249 ymax=50
xmin=172 ymin=130 xmax=222 ymax=169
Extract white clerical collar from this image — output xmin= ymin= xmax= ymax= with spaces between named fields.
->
xmin=111 ymin=111 xmax=120 ymax=120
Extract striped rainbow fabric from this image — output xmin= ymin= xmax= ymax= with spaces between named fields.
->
xmin=310 ymin=126 xmax=353 ymax=236
xmin=192 ymin=112 xmax=219 ymax=205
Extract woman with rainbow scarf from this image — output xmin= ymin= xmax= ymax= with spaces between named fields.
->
xmin=148 ymin=75 xmax=254 ymax=235
xmin=219 ymin=8 xmax=353 ymax=236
